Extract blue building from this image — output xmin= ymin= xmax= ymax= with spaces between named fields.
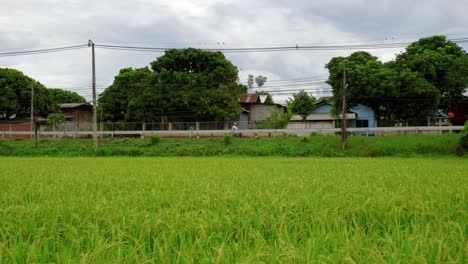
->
xmin=349 ymin=104 xmax=376 ymax=135
xmin=287 ymin=100 xmax=376 ymax=135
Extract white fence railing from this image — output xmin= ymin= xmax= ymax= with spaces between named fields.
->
xmin=1 ymin=126 xmax=464 ymax=138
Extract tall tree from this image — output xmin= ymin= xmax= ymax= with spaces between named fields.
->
xmin=0 ymin=68 xmax=55 ymax=118
xmin=99 ymin=67 xmax=152 ymax=122
xmin=49 ymin=89 xmax=86 ymax=104
xmin=150 ymin=48 xmax=246 ymax=121
xmin=325 ymin=52 xmax=389 ymax=117
xmin=255 ymin=75 xmax=267 ymax=87
xmin=247 ymin=74 xmax=254 ymax=90
xmin=287 ymin=90 xmax=317 ymax=120
xmin=395 ymin=35 xmax=468 ymax=109
xmin=326 ymin=50 xmax=440 ymax=123
xmin=99 ymin=49 xmax=246 ymax=122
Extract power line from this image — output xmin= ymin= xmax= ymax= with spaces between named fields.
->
xmin=257 ymin=82 xmax=328 ymax=89
xmin=94 ymin=37 xmax=468 ymax=53
xmin=0 ymin=44 xmax=88 ymax=57
xmin=266 ymin=75 xmax=329 ymax=83
xmin=1 ymin=36 xmax=466 ymax=58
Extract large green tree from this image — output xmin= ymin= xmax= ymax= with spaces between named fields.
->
xmin=49 ymin=88 xmax=86 ymax=104
xmin=151 ymin=48 xmax=245 ymax=120
xmin=326 ymin=48 xmax=442 ymax=123
xmin=99 ymin=67 xmax=153 ymax=122
xmin=395 ymin=36 xmax=468 ymax=109
xmin=100 ymin=49 xmax=246 ymax=122
xmin=0 ymin=68 xmax=55 ymax=118
xmin=325 ymin=52 xmax=392 ymax=118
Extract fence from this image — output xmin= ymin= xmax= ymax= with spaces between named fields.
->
xmin=1 ymin=124 xmax=464 ymax=139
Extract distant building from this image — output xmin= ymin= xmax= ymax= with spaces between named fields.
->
xmin=287 ymin=99 xmax=376 ymax=135
xmin=59 ymin=103 xmax=93 ymax=124
xmin=238 ymin=93 xmax=285 ymax=128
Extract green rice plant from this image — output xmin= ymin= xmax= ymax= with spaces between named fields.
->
xmin=0 ymin=157 xmax=466 ymax=263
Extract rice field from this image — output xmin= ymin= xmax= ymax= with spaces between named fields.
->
xmin=0 ymin=157 xmax=466 ymax=263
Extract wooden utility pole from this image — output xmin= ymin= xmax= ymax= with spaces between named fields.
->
xmin=30 ymin=85 xmax=34 ymax=139
xmin=341 ymin=65 xmax=348 ymax=150
xmin=89 ymin=40 xmax=98 ymax=151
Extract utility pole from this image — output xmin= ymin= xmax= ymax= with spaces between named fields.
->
xmin=89 ymin=40 xmax=98 ymax=151
xmin=30 ymin=85 xmax=34 ymax=139
xmin=341 ymin=64 xmax=348 ymax=150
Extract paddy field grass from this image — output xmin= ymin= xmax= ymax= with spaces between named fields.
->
xmin=0 ymin=157 xmax=466 ymax=263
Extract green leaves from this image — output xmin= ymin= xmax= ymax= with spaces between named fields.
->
xmin=326 ymin=36 xmax=468 ymax=123
xmin=99 ymin=49 xmax=245 ymax=122
xmin=47 ymin=113 xmax=66 ymax=126
xmin=287 ymin=90 xmax=317 ymax=120
xmin=0 ymin=68 xmax=55 ymax=118
xmin=49 ymin=89 xmax=86 ymax=104
xmin=395 ymin=36 xmax=468 ymax=109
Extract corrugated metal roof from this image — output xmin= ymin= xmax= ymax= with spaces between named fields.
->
xmin=59 ymin=103 xmax=92 ymax=109
xmin=290 ymin=113 xmax=356 ymax=121
xmin=238 ymin=94 xmax=260 ymax=104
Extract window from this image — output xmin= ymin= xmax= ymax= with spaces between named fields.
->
xmin=356 ymin=119 xmax=369 ymax=128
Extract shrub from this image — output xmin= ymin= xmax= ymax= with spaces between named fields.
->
xmin=257 ymin=109 xmax=293 ymax=129
xmin=149 ymin=134 xmax=161 ymax=145
xmin=224 ymin=134 xmax=232 ymax=145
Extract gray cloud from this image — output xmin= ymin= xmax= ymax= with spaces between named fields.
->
xmin=1 ymin=0 xmax=467 ymax=101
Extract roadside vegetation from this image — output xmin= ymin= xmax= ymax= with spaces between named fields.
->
xmin=0 ymin=134 xmax=464 ymax=157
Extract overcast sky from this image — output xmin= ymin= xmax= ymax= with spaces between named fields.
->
xmin=1 ymin=0 xmax=468 ymax=102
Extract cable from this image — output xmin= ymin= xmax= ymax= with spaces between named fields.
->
xmin=0 ymin=44 xmax=88 ymax=57
xmin=94 ymin=37 xmax=468 ymax=53
xmin=265 ymin=75 xmax=329 ymax=83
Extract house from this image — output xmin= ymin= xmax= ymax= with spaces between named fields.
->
xmin=238 ymin=93 xmax=285 ymax=128
xmin=59 ymin=103 xmax=93 ymax=129
xmin=349 ymin=104 xmax=376 ymax=135
xmin=287 ymin=99 xmax=376 ymax=135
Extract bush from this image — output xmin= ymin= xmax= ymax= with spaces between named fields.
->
xmin=149 ymin=134 xmax=161 ymax=145
xmin=256 ymin=109 xmax=293 ymax=129
xmin=224 ymin=134 xmax=232 ymax=145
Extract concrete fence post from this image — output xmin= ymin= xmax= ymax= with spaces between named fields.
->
xmin=73 ymin=124 xmax=77 ymax=140
xmin=141 ymin=123 xmax=146 ymax=139
xmin=9 ymin=124 xmax=12 ymax=137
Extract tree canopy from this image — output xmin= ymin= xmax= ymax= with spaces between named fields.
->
xmin=99 ymin=49 xmax=246 ymax=122
xmin=287 ymin=90 xmax=317 ymax=120
xmin=395 ymin=36 xmax=468 ymax=109
xmin=325 ymin=36 xmax=465 ymax=123
xmin=255 ymin=75 xmax=267 ymax=87
xmin=0 ymin=68 xmax=56 ymax=119
xmin=49 ymin=88 xmax=86 ymax=104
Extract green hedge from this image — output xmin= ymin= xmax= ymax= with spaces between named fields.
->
xmin=0 ymin=134 xmax=465 ymax=157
